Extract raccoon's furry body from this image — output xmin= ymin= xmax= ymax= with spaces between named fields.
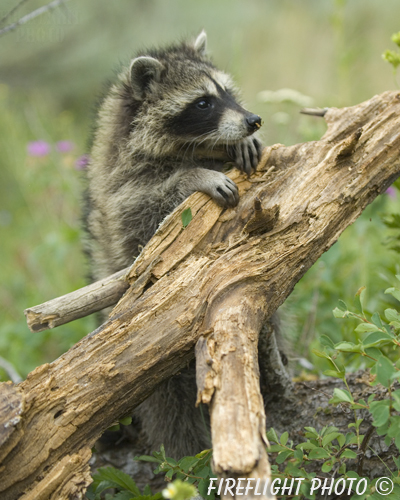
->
xmin=84 ymin=31 xmax=263 ymax=458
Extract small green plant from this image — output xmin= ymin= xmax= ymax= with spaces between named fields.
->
xmin=263 ymin=279 xmax=400 ymax=499
xmin=85 ymin=466 xmax=162 ymax=500
xmin=383 ymin=32 xmax=400 ymax=82
xmin=136 ymin=445 xmax=214 ymax=500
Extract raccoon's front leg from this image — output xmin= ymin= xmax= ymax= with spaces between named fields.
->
xmin=228 ymin=136 xmax=263 ymax=176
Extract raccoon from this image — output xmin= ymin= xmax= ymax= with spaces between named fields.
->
xmin=84 ymin=31 xmax=263 ymax=458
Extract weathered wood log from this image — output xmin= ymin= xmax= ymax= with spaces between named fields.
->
xmin=2 ymin=91 xmax=400 ymax=500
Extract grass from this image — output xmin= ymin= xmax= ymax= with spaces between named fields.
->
xmin=1 ymin=0 xmax=400 ymax=379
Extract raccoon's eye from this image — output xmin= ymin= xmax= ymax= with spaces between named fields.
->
xmin=196 ymin=99 xmax=212 ymax=110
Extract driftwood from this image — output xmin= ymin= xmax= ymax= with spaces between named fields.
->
xmin=1 ymin=91 xmax=400 ymax=500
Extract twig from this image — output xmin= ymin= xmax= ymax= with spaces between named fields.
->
xmin=0 ymin=356 xmax=22 ymax=383
xmin=24 ymin=267 xmax=130 ymax=332
xmin=300 ymin=107 xmax=329 ymax=117
xmin=357 ymin=425 xmax=375 ymax=477
xmin=0 ymin=0 xmax=70 ymax=37
xmin=0 ymin=0 xmax=32 ymax=27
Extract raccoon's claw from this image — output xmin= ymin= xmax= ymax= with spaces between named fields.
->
xmin=229 ymin=137 xmax=263 ymax=176
xmin=201 ymin=170 xmax=239 ymax=208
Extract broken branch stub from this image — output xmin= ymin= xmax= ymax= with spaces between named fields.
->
xmin=2 ymin=91 xmax=400 ymax=500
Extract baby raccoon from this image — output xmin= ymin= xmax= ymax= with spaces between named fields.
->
xmin=85 ymin=31 xmax=263 ymax=458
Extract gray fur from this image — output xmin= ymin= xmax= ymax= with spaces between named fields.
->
xmin=84 ymin=32 xmax=263 ymax=458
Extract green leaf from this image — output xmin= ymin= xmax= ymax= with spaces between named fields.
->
xmin=362 ymin=331 xmax=394 ymax=347
xmin=319 ymin=335 xmax=335 ymax=349
xmin=371 ymin=312 xmax=384 ymax=328
xmin=119 ymin=416 xmax=132 ymax=426
xmin=276 ymin=450 xmax=293 ymax=464
xmin=177 ymin=456 xmax=199 ymax=472
xmin=323 ymin=369 xmax=345 ymax=379
xmin=308 ymin=448 xmax=331 ymax=460
xmin=165 ymin=469 xmax=174 ymax=480
xmin=376 ymin=356 xmax=396 ymax=388
xmin=94 ymin=479 xmax=124 ymax=494
xmin=196 ymin=466 xmax=211 ymax=479
xmin=268 ymin=444 xmax=286 ymax=453
xmin=338 ymin=299 xmax=348 ymax=312
xmin=329 ymin=388 xmax=353 ymax=404
xmin=280 ymin=431 xmax=289 ymax=446
xmin=92 ymin=468 xmax=141 ymax=496
xmin=112 ymin=492 xmax=136 ymax=500
xmin=364 ymin=347 xmax=382 ymax=360
xmin=385 ymin=308 xmax=400 ymax=323
xmin=370 ymin=400 xmax=391 ymax=427
xmin=311 ymin=348 xmax=330 ymax=359
xmin=385 ymin=286 xmax=400 ymax=302
xmin=181 ymin=208 xmax=193 ymax=228
xmin=322 ymin=432 xmax=342 ymax=447
xmin=197 ymin=479 xmax=209 ymax=500
xmin=293 ymin=448 xmax=304 ymax=462
xmin=85 ymin=485 xmax=96 ymax=500
xmin=296 ymin=441 xmax=316 ymax=450
xmin=355 ymin=323 xmax=379 ymax=334
xmin=333 ymin=307 xmax=347 ymax=318
xmin=266 ymin=428 xmax=279 ymax=444
xmin=376 ymin=421 xmax=390 ymax=436
xmin=304 ymin=427 xmax=319 ymax=437
xmin=284 ymin=463 xmax=304 ymax=477
xmin=107 ymin=424 xmax=120 ymax=432
xmin=355 ymin=287 xmax=366 ymax=313
xmin=321 ymin=461 xmax=334 ymax=473
xmin=337 ymin=434 xmax=345 ymax=447
xmin=335 ymin=341 xmax=363 ymax=353
xmin=340 ymin=449 xmax=357 ymax=459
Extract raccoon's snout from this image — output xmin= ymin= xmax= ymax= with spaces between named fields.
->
xmin=246 ymin=114 xmax=262 ymax=133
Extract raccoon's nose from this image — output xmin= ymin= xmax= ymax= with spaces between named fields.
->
xmin=246 ymin=114 xmax=262 ymax=132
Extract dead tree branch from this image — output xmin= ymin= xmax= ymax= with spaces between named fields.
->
xmin=2 ymin=91 xmax=400 ymax=499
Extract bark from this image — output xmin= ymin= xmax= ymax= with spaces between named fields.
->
xmin=2 ymin=91 xmax=400 ymax=499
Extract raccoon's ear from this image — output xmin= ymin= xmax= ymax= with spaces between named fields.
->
xmin=193 ymin=30 xmax=207 ymax=56
xmin=130 ymin=56 xmax=164 ymax=100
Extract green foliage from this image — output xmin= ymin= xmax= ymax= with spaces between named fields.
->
xmin=383 ymin=32 xmax=400 ymax=72
xmin=135 ymin=445 xmax=214 ymax=500
xmin=258 ymin=279 xmax=400 ymax=499
xmin=86 ymin=466 xmax=162 ymax=500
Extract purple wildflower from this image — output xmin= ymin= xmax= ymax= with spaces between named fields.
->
xmin=75 ymin=154 xmax=90 ymax=170
xmin=56 ymin=140 xmax=75 ymax=153
xmin=27 ymin=140 xmax=51 ymax=157
xmin=386 ymin=186 xmax=397 ymax=198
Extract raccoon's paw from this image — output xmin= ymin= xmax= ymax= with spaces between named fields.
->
xmin=201 ymin=170 xmax=239 ymax=208
xmin=229 ymin=136 xmax=263 ymax=177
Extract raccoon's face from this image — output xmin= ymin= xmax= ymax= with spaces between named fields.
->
xmin=128 ymin=31 xmax=262 ymax=153
xmin=165 ymin=76 xmax=262 ymax=144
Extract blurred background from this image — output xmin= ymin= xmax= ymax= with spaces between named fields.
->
xmin=1 ymin=0 xmax=400 ymax=379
